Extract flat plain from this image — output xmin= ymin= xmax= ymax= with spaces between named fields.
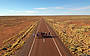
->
xmin=0 ymin=16 xmax=90 ymax=56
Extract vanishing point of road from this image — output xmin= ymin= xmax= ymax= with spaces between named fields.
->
xmin=16 ymin=19 xmax=73 ymax=56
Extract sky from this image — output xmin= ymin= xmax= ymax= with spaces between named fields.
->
xmin=0 ymin=0 xmax=90 ymax=15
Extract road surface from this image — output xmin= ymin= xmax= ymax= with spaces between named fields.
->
xmin=27 ymin=19 xmax=73 ymax=56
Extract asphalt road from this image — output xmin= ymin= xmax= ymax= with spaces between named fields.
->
xmin=28 ymin=19 xmax=73 ymax=56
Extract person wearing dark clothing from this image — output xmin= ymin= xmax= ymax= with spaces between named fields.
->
xmin=37 ymin=32 xmax=39 ymax=37
xmin=49 ymin=32 xmax=50 ymax=35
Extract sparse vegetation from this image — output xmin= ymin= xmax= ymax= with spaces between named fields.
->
xmin=0 ymin=16 xmax=40 ymax=56
xmin=0 ymin=16 xmax=90 ymax=56
xmin=0 ymin=22 xmax=37 ymax=56
xmin=46 ymin=16 xmax=90 ymax=56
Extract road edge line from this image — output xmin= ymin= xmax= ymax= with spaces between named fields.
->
xmin=28 ymin=37 xmax=36 ymax=56
xmin=52 ymin=38 xmax=62 ymax=56
xmin=44 ymin=20 xmax=63 ymax=56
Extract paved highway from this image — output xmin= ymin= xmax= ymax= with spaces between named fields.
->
xmin=27 ymin=19 xmax=73 ymax=56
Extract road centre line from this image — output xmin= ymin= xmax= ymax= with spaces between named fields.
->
xmin=45 ymin=21 xmax=63 ymax=56
xmin=28 ymin=23 xmax=40 ymax=56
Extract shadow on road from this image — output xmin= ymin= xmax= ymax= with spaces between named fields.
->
xmin=37 ymin=35 xmax=58 ymax=39
xmin=35 ymin=32 xmax=58 ymax=39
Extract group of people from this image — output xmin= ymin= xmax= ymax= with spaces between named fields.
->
xmin=37 ymin=32 xmax=51 ymax=38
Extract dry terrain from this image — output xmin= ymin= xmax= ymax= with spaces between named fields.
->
xmin=0 ymin=16 xmax=40 ymax=55
xmin=0 ymin=16 xmax=90 ymax=56
xmin=46 ymin=16 xmax=90 ymax=56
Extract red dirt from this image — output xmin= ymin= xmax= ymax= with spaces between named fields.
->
xmin=67 ymin=20 xmax=90 ymax=26
xmin=0 ymin=21 xmax=34 ymax=47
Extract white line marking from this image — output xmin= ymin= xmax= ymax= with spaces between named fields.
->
xmin=43 ymin=39 xmax=45 ymax=43
xmin=28 ymin=23 xmax=40 ymax=56
xmin=52 ymin=38 xmax=62 ymax=56
xmin=45 ymin=21 xmax=63 ymax=56
xmin=28 ymin=37 xmax=36 ymax=56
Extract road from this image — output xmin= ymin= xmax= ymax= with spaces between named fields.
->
xmin=27 ymin=19 xmax=73 ymax=56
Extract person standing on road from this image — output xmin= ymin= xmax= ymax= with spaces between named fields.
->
xmin=37 ymin=32 xmax=39 ymax=37
xmin=33 ymin=33 xmax=35 ymax=37
xmin=49 ymin=32 xmax=50 ymax=35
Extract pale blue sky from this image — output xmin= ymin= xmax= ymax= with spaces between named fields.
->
xmin=0 ymin=0 xmax=90 ymax=15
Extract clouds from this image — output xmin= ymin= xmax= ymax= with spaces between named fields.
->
xmin=0 ymin=10 xmax=40 ymax=16
xmin=55 ymin=7 xmax=65 ymax=9
xmin=1 ymin=6 xmax=90 ymax=16
xmin=14 ymin=10 xmax=39 ymax=14
xmin=51 ymin=6 xmax=90 ymax=11
xmin=33 ymin=7 xmax=65 ymax=10
xmin=32 ymin=6 xmax=90 ymax=15
xmin=33 ymin=6 xmax=90 ymax=10
xmin=33 ymin=8 xmax=48 ymax=10
xmin=7 ymin=10 xmax=39 ymax=14
xmin=71 ymin=6 xmax=90 ymax=10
